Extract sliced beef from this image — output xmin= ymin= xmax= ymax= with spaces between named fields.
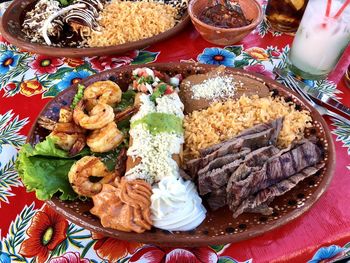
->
xmin=207 ymin=187 xmax=227 ymax=210
xmin=200 ymin=117 xmax=283 ymax=157
xmin=198 ymin=148 xmax=250 ymax=176
xmin=232 ymin=162 xmax=325 ymax=218
xmin=227 ymin=139 xmax=323 ymax=211
xmin=179 ymin=169 xmax=193 ymax=181
xmin=186 ymin=118 xmax=283 ymax=177
xmin=198 ymin=146 xmax=279 ymax=195
xmin=198 ymin=158 xmax=243 ymax=195
xmin=244 ymin=203 xmax=273 ymax=215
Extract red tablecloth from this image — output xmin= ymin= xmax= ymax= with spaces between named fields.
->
xmin=1 ymin=1 xmax=350 ymax=262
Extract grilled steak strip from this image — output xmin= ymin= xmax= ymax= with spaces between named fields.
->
xmin=199 ymin=146 xmax=279 ymax=195
xmin=198 ymin=148 xmax=250 ymax=176
xmin=232 ymin=162 xmax=325 ymax=218
xmin=199 ymin=117 xmax=283 ymax=157
xmin=207 ymin=187 xmax=227 ymax=210
xmin=227 ymin=139 xmax=323 ymax=210
xmin=186 ymin=118 xmax=283 ymax=177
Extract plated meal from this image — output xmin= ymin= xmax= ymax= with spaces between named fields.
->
xmin=21 ymin=0 xmax=187 ymax=48
xmin=17 ymin=64 xmax=334 ymax=246
xmin=0 ymin=0 xmax=189 ymax=57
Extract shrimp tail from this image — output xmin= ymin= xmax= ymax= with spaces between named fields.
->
xmin=69 ymin=135 xmax=86 ymax=156
xmin=38 ymin=116 xmax=57 ymax=131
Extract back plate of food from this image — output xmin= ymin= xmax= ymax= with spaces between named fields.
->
xmin=0 ymin=0 xmax=190 ymax=58
xmin=27 ymin=63 xmax=335 ymax=246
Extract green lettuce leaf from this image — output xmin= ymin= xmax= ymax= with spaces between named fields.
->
xmin=15 ymin=137 xmax=89 ymax=201
xmin=115 ymin=90 xmax=136 ymax=111
xmin=16 ymin=152 xmax=77 ymax=200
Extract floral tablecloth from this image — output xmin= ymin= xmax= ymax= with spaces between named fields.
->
xmin=1 ymin=1 xmax=350 ymax=262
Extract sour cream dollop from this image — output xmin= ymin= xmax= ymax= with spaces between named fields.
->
xmin=151 ymin=176 xmax=206 ymax=231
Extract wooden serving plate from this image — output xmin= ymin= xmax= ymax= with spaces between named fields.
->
xmin=0 ymin=0 xmax=190 ymax=58
xmin=27 ymin=63 xmax=336 ymax=246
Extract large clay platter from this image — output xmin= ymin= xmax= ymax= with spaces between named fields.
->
xmin=27 ymin=63 xmax=335 ymax=246
xmin=0 ymin=0 xmax=190 ymax=58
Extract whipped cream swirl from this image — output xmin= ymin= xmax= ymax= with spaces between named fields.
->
xmin=151 ymin=176 xmax=206 ymax=231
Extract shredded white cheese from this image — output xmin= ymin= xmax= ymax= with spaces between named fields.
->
xmin=191 ymin=76 xmax=237 ymax=100
xmin=126 ymin=93 xmax=184 ymax=184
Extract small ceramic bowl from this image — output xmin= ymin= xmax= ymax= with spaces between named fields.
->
xmin=188 ymin=0 xmax=263 ymax=45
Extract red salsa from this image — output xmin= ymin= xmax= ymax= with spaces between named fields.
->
xmin=199 ymin=4 xmax=251 ymax=28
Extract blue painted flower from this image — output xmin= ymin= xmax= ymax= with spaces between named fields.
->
xmin=0 ymin=51 xmax=20 ymax=74
xmin=308 ymin=245 xmax=344 ymax=263
xmin=0 ymin=251 xmax=11 ymax=263
xmin=303 ymin=79 xmax=315 ymax=87
xmin=57 ymin=70 xmax=91 ymax=91
xmin=197 ymin=47 xmax=236 ymax=67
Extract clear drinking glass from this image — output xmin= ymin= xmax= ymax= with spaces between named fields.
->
xmin=265 ymin=0 xmax=309 ymax=33
xmin=288 ymin=0 xmax=350 ymax=79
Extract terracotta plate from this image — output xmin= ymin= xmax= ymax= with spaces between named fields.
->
xmin=0 ymin=0 xmax=190 ymax=58
xmin=27 ymin=63 xmax=335 ymax=247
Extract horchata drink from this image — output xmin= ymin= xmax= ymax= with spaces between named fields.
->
xmin=288 ymin=0 xmax=350 ymax=79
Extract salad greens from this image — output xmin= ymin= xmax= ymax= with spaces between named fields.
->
xmin=115 ymin=90 xmax=136 ymax=111
xmin=15 ymin=137 xmax=88 ymax=201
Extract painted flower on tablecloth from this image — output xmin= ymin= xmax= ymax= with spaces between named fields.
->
xmin=57 ymin=70 xmax=91 ymax=91
xmin=245 ymin=47 xmax=269 ymax=61
xmin=308 ymin=245 xmax=344 ymax=263
xmin=91 ymin=232 xmax=142 ymax=262
xmin=29 ymin=55 xmax=63 ymax=74
xmin=0 ymin=51 xmax=20 ymax=74
xmin=89 ymin=56 xmax=133 ymax=71
xmin=49 ymin=252 xmax=89 ymax=263
xmin=19 ymin=206 xmax=69 ymax=263
xmin=197 ymin=47 xmax=236 ymax=67
xmin=244 ymin=64 xmax=275 ymax=79
xmin=20 ymin=79 xmax=43 ymax=97
xmin=0 ymin=251 xmax=11 ymax=263
xmin=4 ymin=83 xmax=17 ymax=93
xmin=63 ymin=57 xmax=85 ymax=67
xmin=128 ymin=246 xmax=218 ymax=263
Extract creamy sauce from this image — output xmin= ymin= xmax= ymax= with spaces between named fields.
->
xmin=151 ymin=176 xmax=206 ymax=231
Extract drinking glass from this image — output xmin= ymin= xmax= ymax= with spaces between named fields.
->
xmin=265 ymin=0 xmax=309 ymax=33
xmin=288 ymin=0 xmax=350 ymax=80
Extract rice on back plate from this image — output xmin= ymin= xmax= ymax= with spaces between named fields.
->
xmin=88 ymin=0 xmax=177 ymax=47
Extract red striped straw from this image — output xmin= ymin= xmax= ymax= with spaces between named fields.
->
xmin=334 ymin=0 xmax=350 ymax=19
xmin=325 ymin=0 xmax=332 ymax=17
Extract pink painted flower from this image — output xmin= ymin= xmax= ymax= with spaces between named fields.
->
xmin=49 ymin=252 xmax=90 ymax=263
xmin=4 ymin=83 xmax=17 ymax=93
xmin=269 ymin=50 xmax=280 ymax=57
xmin=244 ymin=64 xmax=275 ymax=79
xmin=90 ymin=55 xmax=134 ymax=71
xmin=29 ymin=55 xmax=64 ymax=74
xmin=129 ymin=246 xmax=218 ymax=263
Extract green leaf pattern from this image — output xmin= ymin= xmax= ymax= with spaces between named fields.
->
xmin=0 ymin=110 xmax=28 ymax=205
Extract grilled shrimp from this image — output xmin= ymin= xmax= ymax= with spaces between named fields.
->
xmin=38 ymin=109 xmax=86 ymax=156
xmin=84 ymin=81 xmax=122 ymax=110
xmin=73 ymin=101 xmax=114 ymax=130
xmin=68 ymin=156 xmax=116 ymax=197
xmin=87 ymin=122 xmax=124 ymax=152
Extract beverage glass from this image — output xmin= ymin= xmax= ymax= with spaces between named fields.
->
xmin=265 ymin=0 xmax=309 ymax=33
xmin=288 ymin=0 xmax=350 ymax=80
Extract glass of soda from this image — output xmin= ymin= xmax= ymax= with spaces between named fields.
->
xmin=265 ymin=0 xmax=309 ymax=33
